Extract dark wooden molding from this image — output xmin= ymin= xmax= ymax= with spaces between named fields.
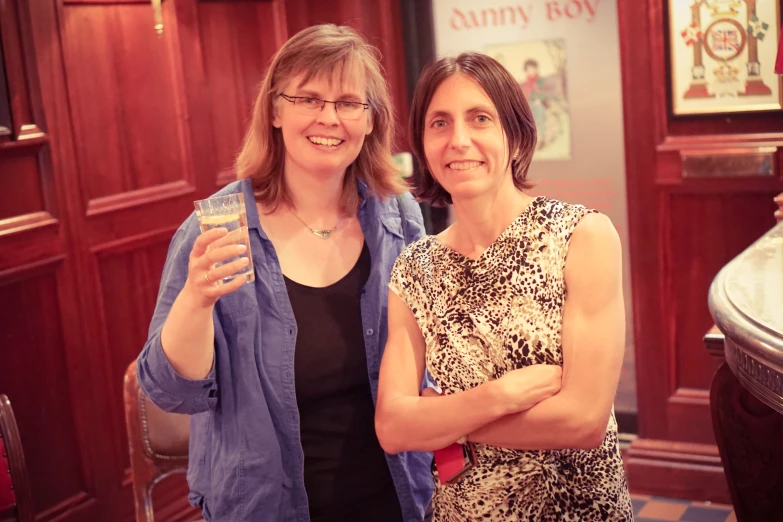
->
xmin=626 ymin=438 xmax=731 ymax=503
xmin=658 ymin=132 xmax=783 ymax=152
xmin=86 ymin=181 xmax=196 ymax=217
xmin=0 ymin=22 xmax=10 ymax=135
xmin=0 ymin=211 xmax=58 ymax=237
xmin=0 ymin=0 xmax=46 ymax=139
xmin=90 ymin=225 xmax=179 ymax=256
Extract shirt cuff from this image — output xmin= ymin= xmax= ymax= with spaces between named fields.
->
xmin=139 ymin=331 xmax=218 ymax=414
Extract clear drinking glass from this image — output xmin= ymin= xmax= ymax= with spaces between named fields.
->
xmin=193 ymin=193 xmax=255 ymax=285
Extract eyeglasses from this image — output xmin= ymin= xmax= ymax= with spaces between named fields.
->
xmin=278 ymin=94 xmax=370 ymax=120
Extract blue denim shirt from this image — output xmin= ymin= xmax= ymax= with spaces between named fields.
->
xmin=137 ymin=179 xmax=433 ymax=521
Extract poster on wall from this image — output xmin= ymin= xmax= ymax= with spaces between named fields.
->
xmin=432 ymin=0 xmax=637 ymax=415
xmin=486 ymin=39 xmax=571 ymax=161
xmin=670 ymin=0 xmax=782 ymax=115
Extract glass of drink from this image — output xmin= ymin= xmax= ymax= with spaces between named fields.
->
xmin=194 ymin=193 xmax=255 ymax=285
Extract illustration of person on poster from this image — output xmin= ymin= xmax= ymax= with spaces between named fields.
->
xmin=520 ymin=58 xmax=551 ymax=149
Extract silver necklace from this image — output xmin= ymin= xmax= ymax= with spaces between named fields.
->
xmin=289 ymin=208 xmax=338 ymax=239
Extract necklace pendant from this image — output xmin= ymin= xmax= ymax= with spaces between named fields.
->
xmin=312 ymin=229 xmax=334 ymax=239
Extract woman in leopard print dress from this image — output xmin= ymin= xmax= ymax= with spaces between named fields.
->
xmin=375 ymin=52 xmax=633 ymax=521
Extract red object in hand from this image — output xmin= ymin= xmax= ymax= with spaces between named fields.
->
xmin=433 ymin=441 xmax=477 ymax=485
xmin=430 ymin=388 xmax=477 ymax=485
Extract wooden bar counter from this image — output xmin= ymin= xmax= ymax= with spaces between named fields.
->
xmin=708 ymin=221 xmax=783 ymax=522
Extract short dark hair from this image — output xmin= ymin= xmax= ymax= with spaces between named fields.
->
xmin=409 ymin=52 xmax=537 ymax=207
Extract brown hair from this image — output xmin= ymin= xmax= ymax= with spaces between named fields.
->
xmin=235 ymin=24 xmax=407 ymax=212
xmin=409 ymin=52 xmax=537 ymax=207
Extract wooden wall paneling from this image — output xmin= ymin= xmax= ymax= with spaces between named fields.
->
xmin=361 ymin=0 xmax=410 ymax=151
xmin=618 ymin=0 xmax=669 ymax=442
xmin=64 ymin=0 xmax=219 ymax=517
xmin=59 ymin=2 xmax=196 ymax=212
xmin=90 ymin=227 xmax=178 ymax=474
xmin=197 ymin=0 xmax=288 ymax=184
xmin=0 ymin=3 xmax=94 ymax=519
xmin=0 ymin=149 xmax=49 ymax=221
xmin=283 ymin=0 xmax=410 ymax=152
xmin=0 ymin=0 xmax=46 ymax=141
xmin=26 ymin=0 xmax=223 ymax=518
xmin=1 ymin=1 xmax=111 ymax=520
xmin=0 ymin=259 xmax=93 ymax=521
xmin=620 ymin=0 xmax=783 ymax=503
xmin=0 ymin=0 xmax=56 ymax=240
xmin=0 ymin=35 xmax=10 ymax=137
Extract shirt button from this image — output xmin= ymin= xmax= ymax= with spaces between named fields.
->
xmin=288 ymin=328 xmax=294 ymax=336
xmin=366 ymin=329 xmax=374 ymax=336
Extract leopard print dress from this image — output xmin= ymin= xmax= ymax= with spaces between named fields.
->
xmin=389 ymin=197 xmax=633 ymax=521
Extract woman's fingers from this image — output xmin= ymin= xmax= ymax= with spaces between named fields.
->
xmin=190 ymin=227 xmax=228 ymax=259
xmin=202 ymin=243 xmax=247 ymax=269
xmin=185 ymin=228 xmax=250 ymax=307
xmin=202 ymin=270 xmax=248 ymax=298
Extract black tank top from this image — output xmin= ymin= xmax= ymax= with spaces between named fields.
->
xmin=284 ymin=243 xmax=403 ymax=522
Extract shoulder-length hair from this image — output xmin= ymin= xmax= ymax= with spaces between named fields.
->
xmin=409 ymin=52 xmax=537 ymax=207
xmin=235 ymin=24 xmax=406 ymax=212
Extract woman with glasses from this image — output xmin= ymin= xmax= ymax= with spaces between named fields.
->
xmin=375 ymin=52 xmax=632 ymax=520
xmin=137 ymin=24 xmax=432 ymax=522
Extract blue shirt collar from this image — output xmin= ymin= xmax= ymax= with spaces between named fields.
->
xmin=239 ymin=178 xmax=261 ymax=231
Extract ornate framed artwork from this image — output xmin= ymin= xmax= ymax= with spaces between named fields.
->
xmin=669 ymin=0 xmax=782 ymax=115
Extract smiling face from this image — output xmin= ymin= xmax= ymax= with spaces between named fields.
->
xmin=273 ymin=70 xmax=373 ymax=180
xmin=422 ymin=73 xmax=512 ymax=203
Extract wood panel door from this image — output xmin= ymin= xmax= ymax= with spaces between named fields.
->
xmin=618 ymin=0 xmax=783 ymax=502
xmin=2 ymin=0 xmax=286 ymax=520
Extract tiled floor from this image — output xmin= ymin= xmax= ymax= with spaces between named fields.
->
xmin=631 ymin=494 xmax=736 ymax=522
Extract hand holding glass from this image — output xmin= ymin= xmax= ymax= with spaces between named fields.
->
xmin=194 ymin=193 xmax=255 ymax=285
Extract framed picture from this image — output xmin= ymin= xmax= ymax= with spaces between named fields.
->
xmin=669 ymin=0 xmax=782 ymax=115
xmin=485 ymin=39 xmax=571 ymax=161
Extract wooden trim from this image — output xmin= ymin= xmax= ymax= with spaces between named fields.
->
xmin=0 ymin=254 xmax=64 ymax=284
xmin=90 ymin=225 xmax=179 ymax=256
xmin=0 ymin=211 xmax=58 ymax=237
xmin=618 ymin=0 xmax=670 ymax=439
xmin=654 ymin=177 xmax=783 ymax=192
xmin=37 ymin=492 xmax=97 ymax=522
xmin=658 ymin=133 xmax=783 ymax=151
xmin=626 ymin=437 xmax=730 ymax=503
xmin=668 ymin=388 xmax=710 ymax=406
xmin=0 ymin=133 xmax=48 ymax=154
xmin=0 ymin=0 xmax=47 ymax=140
xmin=85 ymin=180 xmax=196 ymax=217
